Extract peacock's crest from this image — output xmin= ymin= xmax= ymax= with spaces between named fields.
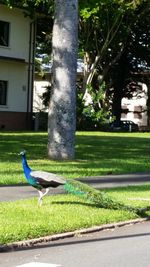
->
xmin=19 ymin=150 xmax=26 ymax=156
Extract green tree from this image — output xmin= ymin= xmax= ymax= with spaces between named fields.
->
xmin=33 ymin=0 xmax=149 ymax=129
xmin=79 ymin=0 xmax=150 ymax=122
xmin=111 ymin=0 xmax=150 ymax=120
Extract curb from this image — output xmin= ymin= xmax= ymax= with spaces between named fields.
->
xmin=1 ymin=217 xmax=150 ymax=252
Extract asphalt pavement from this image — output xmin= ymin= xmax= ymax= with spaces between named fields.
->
xmin=1 ymin=220 xmax=150 ymax=267
xmin=1 ymin=172 xmax=150 ymax=202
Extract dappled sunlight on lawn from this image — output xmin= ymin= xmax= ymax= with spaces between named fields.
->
xmin=1 ymin=131 xmax=150 ymax=183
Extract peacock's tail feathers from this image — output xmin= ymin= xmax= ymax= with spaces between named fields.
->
xmin=64 ymin=179 xmax=125 ymax=209
xmin=64 ymin=179 xmax=110 ymax=203
xmin=64 ymin=180 xmax=85 ymax=196
xmin=64 ymin=179 xmax=150 ymax=217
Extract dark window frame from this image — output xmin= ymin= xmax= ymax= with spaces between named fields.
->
xmin=0 ymin=20 xmax=10 ymax=47
xmin=0 ymin=80 xmax=8 ymax=105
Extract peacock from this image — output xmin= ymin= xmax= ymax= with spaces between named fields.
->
xmin=19 ymin=151 xmax=66 ymax=206
xmin=19 ymin=151 xmax=150 ymax=216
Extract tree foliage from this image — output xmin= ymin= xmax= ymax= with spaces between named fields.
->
xmin=4 ymin=0 xmax=150 ymax=128
xmin=78 ymin=0 xmax=150 ymax=125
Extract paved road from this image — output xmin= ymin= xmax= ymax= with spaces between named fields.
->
xmin=1 ymin=172 xmax=150 ymax=202
xmin=1 ymin=220 xmax=150 ymax=267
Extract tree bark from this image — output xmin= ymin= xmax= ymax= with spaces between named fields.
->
xmin=112 ymin=51 xmax=128 ymax=121
xmin=146 ymin=78 xmax=150 ymax=126
xmin=48 ymin=0 xmax=78 ymax=160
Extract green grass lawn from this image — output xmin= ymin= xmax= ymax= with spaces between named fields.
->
xmin=1 ymin=131 xmax=150 ymax=245
xmin=1 ymin=131 xmax=150 ymax=184
xmin=1 ymin=184 xmax=150 ymax=245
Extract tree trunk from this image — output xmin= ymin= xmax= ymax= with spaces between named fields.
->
xmin=112 ymin=51 xmax=128 ymax=121
xmin=146 ymin=78 xmax=150 ymax=126
xmin=48 ymin=0 xmax=78 ymax=160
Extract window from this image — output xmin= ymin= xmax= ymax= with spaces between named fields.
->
xmin=121 ymin=113 xmax=127 ymax=119
xmin=0 ymin=20 xmax=9 ymax=47
xmin=134 ymin=113 xmax=142 ymax=119
xmin=134 ymin=106 xmax=142 ymax=112
xmin=0 ymin=81 xmax=7 ymax=105
xmin=121 ymin=105 xmax=129 ymax=118
xmin=134 ymin=106 xmax=142 ymax=119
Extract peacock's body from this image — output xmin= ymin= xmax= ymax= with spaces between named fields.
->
xmin=19 ymin=151 xmax=66 ymax=205
xmin=19 ymin=151 xmax=150 ymax=216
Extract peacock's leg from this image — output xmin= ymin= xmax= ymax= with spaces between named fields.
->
xmin=42 ymin=188 xmax=50 ymax=198
xmin=38 ymin=190 xmax=44 ymax=206
xmin=38 ymin=188 xmax=50 ymax=206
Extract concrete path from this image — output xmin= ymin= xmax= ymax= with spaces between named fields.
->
xmin=1 ymin=172 xmax=150 ymax=202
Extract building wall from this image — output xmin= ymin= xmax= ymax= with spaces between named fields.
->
xmin=0 ymin=62 xmax=28 ymax=112
xmin=0 ymin=111 xmax=32 ymax=130
xmin=0 ymin=5 xmax=31 ymax=61
xmin=33 ymin=80 xmax=50 ymax=113
xmin=0 ymin=5 xmax=34 ymax=130
xmin=33 ymin=74 xmax=50 ymax=131
xmin=121 ymin=83 xmax=148 ymax=128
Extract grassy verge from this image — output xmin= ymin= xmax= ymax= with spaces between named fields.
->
xmin=1 ymin=131 xmax=150 ymax=245
xmin=1 ymin=184 xmax=150 ymax=245
xmin=1 ymin=131 xmax=150 ymax=184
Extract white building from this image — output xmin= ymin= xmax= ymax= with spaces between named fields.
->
xmin=33 ymin=59 xmax=84 ymax=113
xmin=33 ymin=59 xmax=84 ymax=130
xmin=0 ymin=4 xmax=35 ymax=130
xmin=121 ymin=83 xmax=148 ymax=129
xmin=33 ymin=73 xmax=50 ymax=113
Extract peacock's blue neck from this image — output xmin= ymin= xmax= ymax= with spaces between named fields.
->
xmin=22 ymin=155 xmax=32 ymax=180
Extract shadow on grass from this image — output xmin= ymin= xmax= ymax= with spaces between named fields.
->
xmin=51 ymin=200 xmax=100 ymax=208
xmin=0 ymin=132 xmax=48 ymax=162
xmin=1 ymin=132 xmax=150 ymax=161
xmin=1 ymin=132 xmax=150 ymax=179
xmin=76 ymin=134 xmax=150 ymax=161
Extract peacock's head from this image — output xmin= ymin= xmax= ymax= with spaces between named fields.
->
xmin=18 ymin=150 xmax=26 ymax=156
